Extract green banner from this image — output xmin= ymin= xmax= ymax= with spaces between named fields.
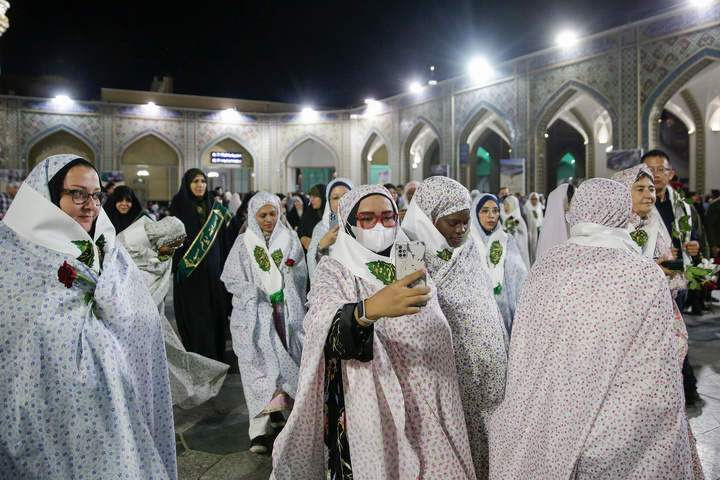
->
xmin=178 ymin=200 xmax=233 ymax=277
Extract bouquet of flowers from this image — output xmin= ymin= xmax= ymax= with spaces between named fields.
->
xmin=503 ymin=216 xmax=519 ymax=235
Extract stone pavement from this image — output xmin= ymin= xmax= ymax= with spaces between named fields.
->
xmin=168 ymin=290 xmax=720 ymax=479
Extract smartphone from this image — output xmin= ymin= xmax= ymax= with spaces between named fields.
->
xmin=395 ymin=241 xmax=427 ymax=306
xmin=329 ymin=212 xmax=338 ymax=229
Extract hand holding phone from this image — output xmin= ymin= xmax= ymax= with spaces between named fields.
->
xmin=363 ymin=269 xmax=431 ymax=321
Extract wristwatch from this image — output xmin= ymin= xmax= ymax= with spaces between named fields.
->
xmin=356 ymin=299 xmax=373 ymax=325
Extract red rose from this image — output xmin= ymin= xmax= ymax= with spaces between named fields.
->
xmin=701 ymin=280 xmax=717 ymax=295
xmin=285 ymin=258 xmax=295 ymax=267
xmin=58 ymin=261 xmax=77 ymax=288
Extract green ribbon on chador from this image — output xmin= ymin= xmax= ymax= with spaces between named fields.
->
xmin=178 ymin=200 xmax=233 ymax=277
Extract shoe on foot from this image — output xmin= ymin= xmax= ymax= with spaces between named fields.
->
xmin=685 ymin=390 xmax=702 ymax=406
xmin=250 ymin=435 xmax=267 ymax=454
xmin=270 ymin=411 xmax=286 ymax=428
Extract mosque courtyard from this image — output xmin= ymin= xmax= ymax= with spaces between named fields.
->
xmin=167 ymin=289 xmax=720 ymax=479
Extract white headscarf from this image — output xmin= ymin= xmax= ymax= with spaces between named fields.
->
xmin=321 ymin=177 xmax=354 ymax=229
xmin=536 ymin=184 xmax=571 ymax=259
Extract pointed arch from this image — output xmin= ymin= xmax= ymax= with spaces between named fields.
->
xmin=401 ymin=116 xmax=442 ymax=183
xmin=642 ymin=48 xmax=720 ymax=193
xmin=24 ymin=125 xmax=99 ymax=169
xmin=532 ymin=81 xmax=617 ymax=192
xmin=282 ymin=134 xmax=339 ymax=192
xmin=457 ymin=102 xmax=515 ymax=190
xmin=116 ymin=130 xmax=184 ymax=167
xmin=198 ymin=133 xmax=258 ymax=168
xmin=360 ymin=127 xmax=391 ymax=184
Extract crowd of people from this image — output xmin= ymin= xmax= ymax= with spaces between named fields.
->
xmin=0 ymin=149 xmax=718 ymax=479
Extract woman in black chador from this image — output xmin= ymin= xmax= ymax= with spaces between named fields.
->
xmin=104 ymin=185 xmax=142 ymax=234
xmin=170 ymin=169 xmax=231 ymax=361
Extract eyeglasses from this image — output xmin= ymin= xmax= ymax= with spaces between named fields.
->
xmin=647 ymin=167 xmax=669 ymax=174
xmin=61 ymin=189 xmax=108 ymax=206
xmin=478 ymin=207 xmax=500 ymax=215
xmin=355 ymin=212 xmax=399 ymax=229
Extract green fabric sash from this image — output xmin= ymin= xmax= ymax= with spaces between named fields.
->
xmin=178 ymin=200 xmax=233 ymax=277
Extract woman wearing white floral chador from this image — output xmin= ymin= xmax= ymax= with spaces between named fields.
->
xmin=0 ymin=154 xmax=176 ymax=478
xmin=221 ymin=192 xmax=307 ymax=453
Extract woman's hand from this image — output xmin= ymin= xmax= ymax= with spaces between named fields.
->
xmin=362 ymin=269 xmax=430 ymax=321
xmin=655 ymin=255 xmax=673 ymax=277
xmin=669 ymin=247 xmax=678 ymax=260
xmin=318 ymin=225 xmax=340 ymax=249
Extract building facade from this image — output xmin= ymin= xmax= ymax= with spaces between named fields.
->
xmin=1 ymin=3 xmax=719 ymax=201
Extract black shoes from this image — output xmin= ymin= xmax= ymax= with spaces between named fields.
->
xmin=270 ymin=411 xmax=286 ymax=429
xmin=250 ymin=435 xmax=267 ymax=454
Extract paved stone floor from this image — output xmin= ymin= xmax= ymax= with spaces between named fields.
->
xmin=168 ymin=290 xmax=720 ymax=479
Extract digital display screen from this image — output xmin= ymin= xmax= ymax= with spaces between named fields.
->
xmin=211 ymin=152 xmax=243 ymax=164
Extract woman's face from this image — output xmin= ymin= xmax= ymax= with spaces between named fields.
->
xmin=436 ymin=209 xmax=470 ymax=247
xmin=256 ymin=204 xmax=278 ymax=233
xmin=631 ymin=176 xmax=656 ymax=217
xmin=355 ymin=195 xmax=394 ymax=228
xmin=477 ymin=199 xmax=500 ymax=231
xmin=310 ymin=194 xmax=322 ymax=210
xmin=116 ymin=197 xmax=132 ymax=214
xmin=59 ymin=166 xmax=102 ymax=233
xmin=503 ymin=199 xmax=512 ymax=213
xmin=530 ymin=195 xmax=538 ymax=207
xmin=294 ymin=199 xmax=303 ymax=210
xmin=329 ymin=185 xmax=349 ymax=213
xmin=190 ymin=174 xmax=207 ymax=197
xmin=406 ymin=187 xmax=417 ymax=204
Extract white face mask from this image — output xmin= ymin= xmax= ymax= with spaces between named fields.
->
xmin=352 ymin=223 xmax=396 ymax=253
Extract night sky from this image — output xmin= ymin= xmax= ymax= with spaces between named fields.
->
xmin=1 ymin=0 xmax=676 ymax=107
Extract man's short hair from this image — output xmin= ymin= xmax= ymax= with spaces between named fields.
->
xmin=641 ymin=149 xmax=671 ymax=165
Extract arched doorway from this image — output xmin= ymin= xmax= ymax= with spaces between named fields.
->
xmin=200 ymin=136 xmax=255 ymax=194
xmin=535 ymin=85 xmax=613 ymax=193
xmin=646 ymin=58 xmax=720 ymax=192
xmin=403 ymin=120 xmax=441 ymax=183
xmin=26 ymin=129 xmax=97 ymax=169
xmin=545 ymin=120 xmax=586 ymax=190
xmin=119 ymin=133 xmax=180 ymax=205
xmin=360 ymin=131 xmax=390 ymax=184
xmin=458 ymin=105 xmax=513 ymax=192
xmin=285 ymin=137 xmax=337 ymax=193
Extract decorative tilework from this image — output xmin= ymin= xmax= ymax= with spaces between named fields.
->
xmin=22 ymin=100 xmax=99 ymax=114
xmin=621 ymin=47 xmax=639 ymax=148
xmin=570 ymin=107 xmax=594 ymax=178
xmin=198 ymin=112 xmax=257 ymax=122
xmin=280 ymin=113 xmax=339 ymax=122
xmin=530 ymin=36 xmax=618 ymax=70
xmin=680 ymin=89 xmax=705 ymax=193
xmin=642 ymin=4 xmax=720 ymax=39
xmin=117 ymin=106 xmax=184 ymax=119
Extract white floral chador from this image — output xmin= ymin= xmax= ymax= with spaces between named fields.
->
xmin=221 ymin=192 xmax=307 ymax=420
xmin=471 ymin=194 xmax=528 ymax=334
xmin=271 ymin=184 xmax=475 ymax=480
xmin=499 ymin=195 xmax=531 ymax=270
xmin=402 ymin=177 xmax=508 ymax=479
xmin=489 ymin=178 xmax=694 ymax=479
xmin=0 ymin=155 xmax=176 ymax=479
xmin=118 ymin=215 xmax=229 ymax=409
xmin=521 ymin=192 xmax=543 ymax=266
xmin=306 ymin=177 xmax=353 ymax=282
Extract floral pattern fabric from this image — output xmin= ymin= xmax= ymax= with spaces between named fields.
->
xmin=499 ymin=195 xmax=531 ymax=269
xmin=221 ymin=193 xmax=308 ymax=420
xmin=404 ymin=176 xmax=508 ymax=479
xmin=472 ymin=194 xmax=528 ymax=334
xmin=489 ymin=178 xmax=694 ymax=479
xmin=118 ymin=216 xmax=229 ymax=409
xmin=0 ymin=155 xmax=176 ymax=479
xmin=270 ymin=184 xmax=475 ymax=480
